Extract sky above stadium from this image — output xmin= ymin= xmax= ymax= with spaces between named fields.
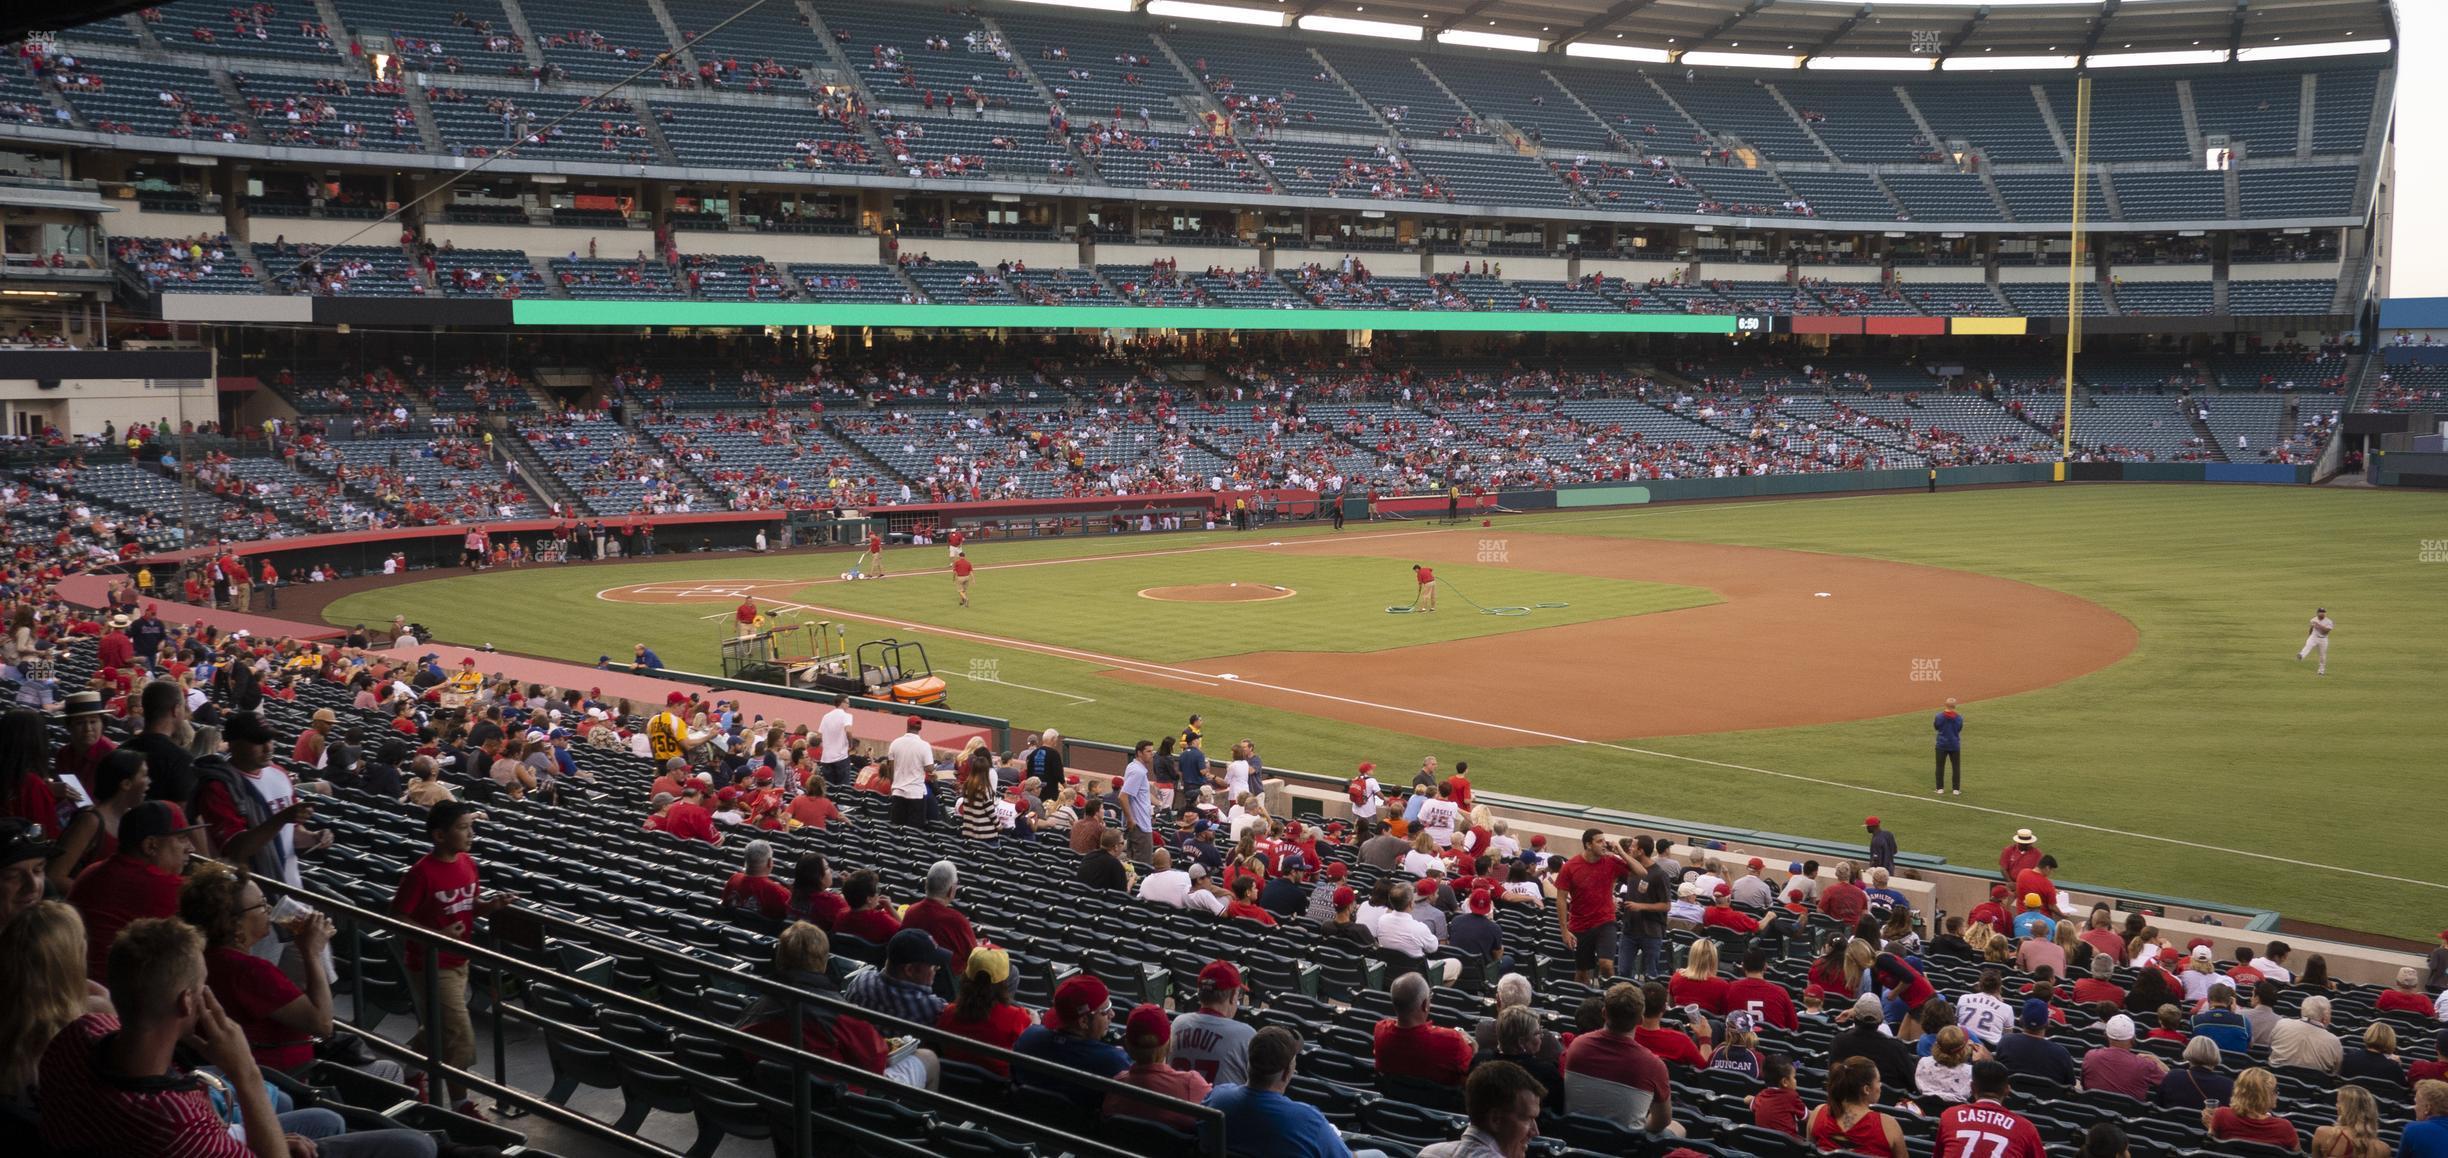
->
xmin=2392 ymin=3 xmax=2442 ymax=298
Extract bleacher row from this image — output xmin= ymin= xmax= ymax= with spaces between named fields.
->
xmin=8 ymin=607 xmax=2443 ymax=1158
xmin=112 ymin=238 xmax=2347 ymax=318
xmin=9 ymin=0 xmax=2386 ymax=224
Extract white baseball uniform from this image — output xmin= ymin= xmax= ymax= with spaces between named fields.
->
xmin=2298 ymin=614 xmax=2332 ymax=674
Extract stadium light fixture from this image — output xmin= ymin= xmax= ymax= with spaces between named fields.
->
xmin=1006 ymin=0 xmax=1136 ymax=10
xmin=1298 ymin=13 xmax=1424 ymax=39
xmin=1564 ymin=42 xmax=1671 ymax=62
xmin=1805 ymin=56 xmax=1936 ymax=71
xmin=1438 ymin=29 xmax=1540 ymax=52
xmin=1145 ymin=0 xmax=1288 ymax=26
xmin=1940 ymin=54 xmax=2081 ymax=71
xmin=2236 ymin=39 xmax=2390 ymax=62
xmin=2086 ymin=48 xmax=2231 ymax=68
xmin=1681 ymin=50 xmax=1801 ymax=69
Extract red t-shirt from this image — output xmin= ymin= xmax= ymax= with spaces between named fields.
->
xmin=1633 ymin=1025 xmax=1706 ymax=1068
xmin=1702 ymin=905 xmax=1761 ymax=935
xmin=1415 ymin=566 xmax=1435 ymax=584
xmin=745 ymin=1008 xmax=890 ymax=1076
xmin=1754 ymin=1086 xmax=1806 ymax=1138
xmin=1373 ymin=1019 xmax=1473 ymax=1086
xmin=1225 ymin=900 xmax=1278 ymax=926
xmin=1938 ymin=1101 xmax=2046 ymax=1158
xmin=1669 ymin=974 xmax=1731 ymax=1016
xmin=1818 ymin=882 xmax=1869 ymax=927
xmin=788 ymin=889 xmax=848 ymax=930
xmin=2012 ymin=869 xmax=2055 ymax=912
xmin=937 ymin=1002 xmax=1033 ymax=1077
xmin=389 ymin=851 xmax=480 ymax=971
xmin=900 ymin=898 xmax=978 ymax=966
xmin=834 ymin=907 xmax=903 ymax=944
xmin=721 ymin=872 xmax=791 ymax=921
xmin=661 ymin=801 xmax=719 ymax=844
xmin=205 ymin=944 xmax=311 ymax=1071
xmin=67 ymin=855 xmax=185 ymax=981
xmin=7 ymin=771 xmax=60 ymax=830
xmin=2207 ymin=1109 xmax=2300 ymax=1151
xmin=1557 ymin=854 xmax=1631 ymax=934
xmin=865 ymin=534 xmax=882 ymax=554
xmin=952 ymin=557 xmax=973 ymax=578
xmin=948 ymin=530 xmax=964 ymax=548
xmin=789 ymin=795 xmax=842 ymax=828
xmin=736 ymin=601 xmax=758 ymax=625
xmin=1726 ymin=977 xmax=1799 ymax=1030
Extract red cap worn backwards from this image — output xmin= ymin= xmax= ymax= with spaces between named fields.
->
xmin=1047 ymin=975 xmax=1111 ymax=1030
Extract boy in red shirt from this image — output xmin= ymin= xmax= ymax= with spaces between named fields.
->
xmin=389 ymin=801 xmax=514 ymax=1117
xmin=1751 ymin=1053 xmax=1807 ymax=1138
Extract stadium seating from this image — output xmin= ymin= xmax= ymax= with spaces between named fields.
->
xmin=1899 ymin=282 xmax=2010 ymax=317
xmin=990 ymin=9 xmax=1195 ymax=128
xmin=1880 ymin=171 xmax=2005 ymax=222
xmin=2109 ymin=281 xmax=2215 ymax=316
xmin=36 ymin=53 xmax=251 ymax=141
xmin=2043 ymin=76 xmax=2189 ymax=161
xmin=113 ymin=235 xmax=264 ymax=294
xmin=1162 ymin=28 xmax=1381 ymax=133
xmin=1429 ymin=59 xmax=1614 ymax=153
xmin=329 ymin=0 xmax=529 ymax=72
xmin=262 ymin=243 xmax=424 ymax=296
xmin=1991 ymin=170 xmax=2104 ymax=224
xmin=231 ymin=73 xmax=423 ymax=152
xmin=2189 ymin=71 xmax=2302 ymax=157
xmin=145 ymin=0 xmax=339 ymax=63
xmin=2237 ymin=166 xmax=2359 ymax=218
xmin=809 ymin=0 xmax=1041 ymax=113
xmin=1406 ymin=147 xmax=1578 ymax=208
xmin=424 ymin=91 xmax=657 ymax=163
xmin=551 ymin=256 xmax=682 ymax=299
xmin=791 ymin=264 xmax=916 ymax=303
xmin=2110 ymin=171 xmax=2229 ymax=221
xmin=1771 ymin=77 xmax=1931 ymax=164
xmin=1777 ymin=172 xmax=1899 ymax=222
xmin=656 ymin=102 xmax=875 ymax=172
xmin=519 ymin=0 xmax=678 ymax=84
xmin=2228 ymin=280 xmax=2339 ymax=315
xmin=430 ymin=248 xmax=546 ymax=298
xmin=1912 ymin=78 xmax=2064 ymax=163
xmin=877 ymin=115 xmax=1077 ymax=181
xmin=2001 ymin=281 xmax=2108 ymax=317
xmin=2309 ymin=66 xmax=2382 ymax=153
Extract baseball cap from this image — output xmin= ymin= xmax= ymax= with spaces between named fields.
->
xmin=460 ymin=657 xmax=477 ymax=667
xmin=1332 ymin=885 xmax=1356 ymax=908
xmin=2103 ymin=1014 xmax=2136 ymax=1041
xmin=2020 ymin=998 xmax=2052 ymax=1029
xmin=1788 ymin=861 xmax=1805 ymax=874
xmin=1529 ymin=835 xmax=1546 ymax=849
xmin=1125 ymin=1004 xmax=1172 ymax=1050
xmin=1677 ymin=882 xmax=1698 ymax=899
xmin=755 ymin=768 xmax=775 ymax=782
xmin=1357 ymin=762 xmax=1375 ymax=774
xmin=1468 ymin=888 xmax=1494 ymax=915
xmin=2022 ymin=893 xmax=2044 ymax=909
xmin=1198 ymin=960 xmax=1243 ymax=993
xmin=1325 ymin=862 xmax=1349 ymax=880
xmin=1851 ymin=994 xmax=1883 ymax=1019
xmin=667 ymin=692 xmax=689 ymax=706
xmin=885 ymin=928 xmax=952 ymax=970
xmin=2191 ymin=945 xmax=2215 ymax=962
xmin=1714 ymin=882 xmax=1732 ymax=897
xmin=1864 ymin=816 xmax=1880 ymax=828
xmin=120 ymin=801 xmax=206 ymax=847
xmin=717 ymin=787 xmax=741 ymax=803
xmin=1048 ymin=975 xmax=1111 ymax=1030
xmin=964 ymin=946 xmax=1012 ymax=985
xmin=1989 ymin=884 xmax=2010 ymax=900
xmin=1746 ymin=857 xmax=1765 ymax=871
xmin=0 ymin=818 xmax=51 ymax=866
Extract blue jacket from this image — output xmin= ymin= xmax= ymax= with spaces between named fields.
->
xmin=1934 ymin=710 xmax=1963 ymax=751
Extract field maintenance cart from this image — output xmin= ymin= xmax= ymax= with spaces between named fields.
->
xmin=721 ymin=619 xmax=947 ymax=707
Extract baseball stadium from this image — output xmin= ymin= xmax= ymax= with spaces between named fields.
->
xmin=0 ymin=1 xmax=2444 ymax=1157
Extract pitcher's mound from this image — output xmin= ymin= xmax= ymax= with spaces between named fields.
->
xmin=1139 ymin=583 xmax=1296 ymax=603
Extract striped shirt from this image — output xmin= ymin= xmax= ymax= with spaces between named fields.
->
xmin=39 ymin=1013 xmax=251 ymax=1157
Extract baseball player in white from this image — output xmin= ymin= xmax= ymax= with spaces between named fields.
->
xmin=2297 ymin=608 xmax=2333 ymax=675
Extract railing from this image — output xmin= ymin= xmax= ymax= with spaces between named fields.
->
xmin=247 ymin=857 xmax=1225 ymax=1158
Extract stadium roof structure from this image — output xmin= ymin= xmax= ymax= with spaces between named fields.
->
xmin=1123 ymin=0 xmax=2394 ymax=64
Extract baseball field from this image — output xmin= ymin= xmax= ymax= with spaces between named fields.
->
xmin=321 ymin=484 xmax=2447 ymax=939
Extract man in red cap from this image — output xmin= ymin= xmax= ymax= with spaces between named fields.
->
xmin=1106 ymin=1004 xmax=1210 ymax=1129
xmin=1865 ymin=817 xmax=1897 ymax=874
xmin=1449 ymin=887 xmax=1511 ymax=976
xmin=1729 ymin=857 xmax=1775 ymax=909
xmin=885 ymin=715 xmax=936 ymax=827
xmin=1170 ymin=960 xmax=1255 ymax=1083
xmin=66 ymin=800 xmax=198 ymax=980
xmin=646 ymin=692 xmax=694 ymax=766
xmin=1013 ymin=975 xmax=1127 ymax=1109
xmin=1967 ymin=885 xmax=2013 ymax=936
xmin=1702 ymin=883 xmax=1761 ymax=935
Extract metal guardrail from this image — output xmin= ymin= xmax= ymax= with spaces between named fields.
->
xmin=246 ymin=854 xmax=1223 ymax=1158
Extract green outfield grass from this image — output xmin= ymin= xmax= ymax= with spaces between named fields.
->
xmin=325 ymin=485 xmax=2448 ymax=937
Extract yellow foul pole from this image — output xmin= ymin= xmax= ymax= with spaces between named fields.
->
xmin=2061 ymin=74 xmax=2090 ymax=460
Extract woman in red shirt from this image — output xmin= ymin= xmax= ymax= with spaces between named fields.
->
xmin=179 ymin=863 xmax=340 ymax=1074
xmin=2203 ymin=1068 xmax=2301 ymax=1152
xmin=1807 ymin=1057 xmax=1908 ymax=1158
xmin=935 ymin=947 xmax=1032 ymax=1077
xmin=1671 ymin=939 xmax=1732 ymax=1015
xmin=832 ymin=870 xmax=903 ymax=945
xmin=1223 ymin=876 xmax=1277 ymax=926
